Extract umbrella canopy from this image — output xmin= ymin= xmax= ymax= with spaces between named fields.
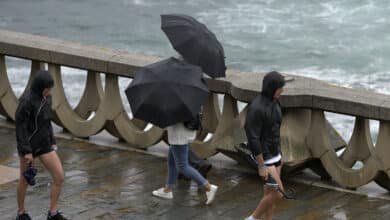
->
xmin=125 ymin=57 xmax=209 ymax=128
xmin=161 ymin=14 xmax=226 ymax=78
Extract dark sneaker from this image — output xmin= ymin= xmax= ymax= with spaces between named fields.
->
xmin=47 ymin=211 xmax=68 ymax=220
xmin=16 ymin=212 xmax=31 ymax=220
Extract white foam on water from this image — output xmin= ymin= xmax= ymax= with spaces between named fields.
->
xmin=318 ymin=2 xmax=339 ymax=18
xmin=286 ymin=66 xmax=390 ymax=95
xmin=122 ymin=0 xmax=153 ymax=7
xmin=226 ymin=39 xmax=254 ymax=50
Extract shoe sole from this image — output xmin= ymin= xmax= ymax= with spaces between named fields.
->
xmin=152 ymin=192 xmax=173 ymax=200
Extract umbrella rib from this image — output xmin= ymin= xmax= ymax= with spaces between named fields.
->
xmin=168 ymin=87 xmax=199 ymax=119
xmin=172 ymin=85 xmax=209 ymax=112
xmin=127 ymin=84 xmax=159 ymax=113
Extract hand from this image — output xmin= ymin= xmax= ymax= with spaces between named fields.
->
xmin=24 ymin=154 xmax=33 ymax=164
xmin=258 ymin=166 xmax=269 ymax=180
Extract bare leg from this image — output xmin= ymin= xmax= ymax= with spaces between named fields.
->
xmin=264 ymin=165 xmax=283 ymax=220
xmin=251 ymin=187 xmax=274 ymax=219
xmin=264 ymin=203 xmax=275 ymax=220
xmin=252 ymin=166 xmax=284 ymax=219
xmin=17 ymin=157 xmax=32 ymax=214
xmin=39 ymin=151 xmax=64 ymax=212
xmin=267 ymin=165 xmax=284 ymax=191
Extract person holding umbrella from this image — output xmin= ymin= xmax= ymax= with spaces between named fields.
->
xmin=244 ymin=71 xmax=286 ymax=220
xmin=126 ymin=57 xmax=218 ymax=205
xmin=15 ymin=70 xmax=68 ymax=220
xmin=160 ymin=14 xmax=226 ymax=182
xmin=175 ymin=56 xmax=213 ymax=181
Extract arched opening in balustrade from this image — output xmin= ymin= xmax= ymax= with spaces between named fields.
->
xmin=0 ymin=55 xmax=45 ymax=121
xmin=324 ymin=112 xmax=354 ymax=152
xmin=118 ymin=76 xmax=132 ymax=116
xmin=4 ymin=56 xmax=31 ymax=97
xmin=369 ymin=119 xmax=379 ymax=145
xmin=237 ymin=100 xmax=248 ymax=114
xmin=305 ymin=109 xmax=390 ymax=192
xmin=60 ymin=66 xmax=88 ymax=108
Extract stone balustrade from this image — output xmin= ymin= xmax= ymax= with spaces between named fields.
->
xmin=1 ymin=29 xmax=389 ymax=191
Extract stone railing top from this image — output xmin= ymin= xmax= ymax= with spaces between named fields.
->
xmin=1 ymin=29 xmax=390 ymax=120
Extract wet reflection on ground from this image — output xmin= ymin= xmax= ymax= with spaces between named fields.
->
xmin=0 ymin=127 xmax=389 ymax=219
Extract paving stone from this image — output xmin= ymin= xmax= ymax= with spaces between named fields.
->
xmin=0 ymin=127 xmax=389 ymax=219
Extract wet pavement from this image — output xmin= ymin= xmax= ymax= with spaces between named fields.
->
xmin=1 ymin=126 xmax=390 ymax=220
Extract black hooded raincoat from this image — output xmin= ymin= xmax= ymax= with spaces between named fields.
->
xmin=244 ymin=71 xmax=285 ymax=161
xmin=15 ymin=70 xmax=56 ymax=157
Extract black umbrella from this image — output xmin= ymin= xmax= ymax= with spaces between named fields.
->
xmin=161 ymin=14 xmax=226 ymax=78
xmin=125 ymin=57 xmax=209 ymax=128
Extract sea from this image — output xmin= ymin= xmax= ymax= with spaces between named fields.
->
xmin=1 ymin=0 xmax=390 ymax=143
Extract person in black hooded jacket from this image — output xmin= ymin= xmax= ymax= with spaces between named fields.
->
xmin=15 ymin=70 xmax=68 ymax=220
xmin=244 ymin=71 xmax=286 ymax=220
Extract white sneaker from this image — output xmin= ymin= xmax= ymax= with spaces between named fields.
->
xmin=205 ymin=184 xmax=218 ymax=205
xmin=152 ymin=188 xmax=173 ymax=199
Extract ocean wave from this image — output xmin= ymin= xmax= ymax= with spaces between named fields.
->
xmin=122 ymin=0 xmax=155 ymax=7
xmin=286 ymin=66 xmax=390 ymax=95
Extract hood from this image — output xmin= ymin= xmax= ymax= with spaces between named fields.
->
xmin=261 ymin=71 xmax=285 ymax=99
xmin=31 ymin=70 xmax=54 ymax=96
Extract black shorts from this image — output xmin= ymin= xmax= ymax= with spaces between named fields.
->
xmin=18 ymin=145 xmax=54 ymax=158
xmin=265 ymin=160 xmax=282 ymax=167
